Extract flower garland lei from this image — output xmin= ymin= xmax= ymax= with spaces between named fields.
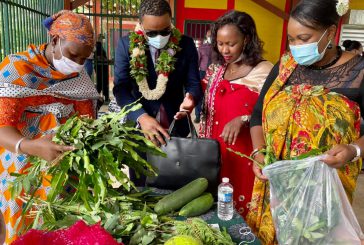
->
xmin=129 ymin=23 xmax=181 ymax=100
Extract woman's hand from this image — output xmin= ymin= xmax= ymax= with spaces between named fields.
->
xmin=322 ymin=144 xmax=357 ymax=168
xmin=220 ymin=116 xmax=245 ymax=145
xmin=21 ymin=134 xmax=75 ymax=162
xmin=252 ymin=153 xmax=268 ymax=181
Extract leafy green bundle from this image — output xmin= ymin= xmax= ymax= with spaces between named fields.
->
xmin=9 ymin=104 xmax=236 ymax=244
xmin=263 ymin=157 xmax=340 ymax=244
xmin=174 ymin=218 xmax=235 ymax=245
xmin=10 ymin=103 xmax=165 ymax=231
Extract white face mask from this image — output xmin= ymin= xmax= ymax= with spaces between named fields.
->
xmin=53 ymin=39 xmax=84 ymax=75
xmin=147 ymin=34 xmax=170 ymax=49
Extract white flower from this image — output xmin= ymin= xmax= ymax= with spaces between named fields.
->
xmin=131 ymin=23 xmax=180 ymax=100
xmin=135 ymin=23 xmax=143 ymax=32
xmin=138 ymin=74 xmax=169 ymax=100
xmin=158 ymin=74 xmax=168 ymax=83
xmin=336 ymin=0 xmax=350 ymax=16
xmin=131 ymin=48 xmax=145 ymax=58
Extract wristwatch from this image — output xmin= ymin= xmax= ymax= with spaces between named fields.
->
xmin=241 ymin=115 xmax=251 ymax=123
xmin=349 ymin=143 xmax=361 ymax=162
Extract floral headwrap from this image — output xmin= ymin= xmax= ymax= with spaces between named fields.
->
xmin=43 ymin=10 xmax=94 ymax=47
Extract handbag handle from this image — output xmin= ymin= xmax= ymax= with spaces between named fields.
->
xmin=168 ymin=111 xmax=198 ymax=138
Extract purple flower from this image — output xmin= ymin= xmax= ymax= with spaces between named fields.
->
xmin=167 ymin=48 xmax=176 ymax=57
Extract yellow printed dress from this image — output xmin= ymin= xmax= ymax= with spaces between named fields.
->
xmin=246 ymin=53 xmax=363 ymax=244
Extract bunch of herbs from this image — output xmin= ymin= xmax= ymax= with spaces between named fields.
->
xmin=10 ymin=103 xmax=166 ymax=237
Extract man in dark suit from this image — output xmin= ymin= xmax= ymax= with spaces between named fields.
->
xmin=113 ymin=0 xmax=202 ymax=184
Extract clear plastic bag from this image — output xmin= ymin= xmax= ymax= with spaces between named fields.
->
xmin=262 ymin=155 xmax=364 ymax=245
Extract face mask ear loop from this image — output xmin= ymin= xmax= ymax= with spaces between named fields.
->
xmin=318 ymin=29 xmax=331 ymax=55
xmin=317 ymin=29 xmax=328 ymax=46
xmin=58 ymin=39 xmax=64 ymax=58
xmin=139 ymin=23 xmax=149 ymax=42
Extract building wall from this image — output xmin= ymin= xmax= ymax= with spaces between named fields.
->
xmin=176 ymin=0 xmax=234 ymax=33
xmin=350 ymin=0 xmax=364 ymax=10
xmin=184 ymin=0 xmax=228 ymax=9
xmin=234 ymin=0 xmax=287 ymax=63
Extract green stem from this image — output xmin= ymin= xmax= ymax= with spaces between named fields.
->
xmin=226 ymin=148 xmax=265 ymax=169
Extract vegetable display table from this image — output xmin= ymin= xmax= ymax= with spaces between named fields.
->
xmin=187 ymin=207 xmax=261 ymax=245
xmin=150 ymin=188 xmax=261 ymax=245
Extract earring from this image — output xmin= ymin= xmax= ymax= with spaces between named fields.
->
xmin=328 ymin=42 xmax=333 ymax=49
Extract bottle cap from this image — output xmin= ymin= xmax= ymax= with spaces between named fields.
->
xmin=222 ymin=177 xmax=229 ymax=183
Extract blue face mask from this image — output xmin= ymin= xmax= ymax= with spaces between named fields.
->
xmin=289 ymin=29 xmax=330 ymax=66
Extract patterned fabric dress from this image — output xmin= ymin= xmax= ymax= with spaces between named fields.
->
xmin=200 ymin=61 xmax=272 ymax=218
xmin=0 ymin=44 xmax=100 ymax=244
xmin=246 ymin=53 xmax=363 ymax=245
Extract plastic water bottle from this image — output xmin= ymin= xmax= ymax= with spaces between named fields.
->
xmin=218 ymin=177 xmax=233 ymax=221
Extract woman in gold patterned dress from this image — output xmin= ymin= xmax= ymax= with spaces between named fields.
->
xmin=246 ymin=0 xmax=364 ymax=244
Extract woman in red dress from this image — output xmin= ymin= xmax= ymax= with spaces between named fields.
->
xmin=200 ymin=11 xmax=272 ymax=218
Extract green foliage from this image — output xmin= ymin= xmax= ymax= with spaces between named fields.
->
xmin=100 ymin=0 xmax=142 ymax=15
xmin=174 ymin=218 xmax=235 ymax=245
xmin=268 ymin=161 xmax=341 ymax=244
xmin=9 ymin=102 xmax=166 ymax=235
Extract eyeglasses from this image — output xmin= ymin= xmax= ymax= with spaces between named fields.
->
xmin=144 ymin=27 xmax=171 ymax=38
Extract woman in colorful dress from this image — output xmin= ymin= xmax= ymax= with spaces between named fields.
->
xmin=199 ymin=11 xmax=273 ymax=218
xmin=247 ymin=0 xmax=364 ymax=244
xmin=0 ymin=11 xmax=99 ymax=244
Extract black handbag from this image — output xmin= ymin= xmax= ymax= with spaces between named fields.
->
xmin=146 ymin=113 xmax=221 ymax=192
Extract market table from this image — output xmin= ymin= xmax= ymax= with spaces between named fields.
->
xmin=149 ymin=188 xmax=261 ymax=245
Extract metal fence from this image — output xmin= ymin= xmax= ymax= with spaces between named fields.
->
xmin=74 ymin=0 xmax=142 ymax=102
xmin=0 ymin=0 xmax=64 ymax=60
xmin=184 ymin=20 xmax=212 ymax=48
xmin=75 ymin=0 xmax=176 ymax=101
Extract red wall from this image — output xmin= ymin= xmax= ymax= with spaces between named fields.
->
xmin=176 ymin=0 xmax=235 ymax=33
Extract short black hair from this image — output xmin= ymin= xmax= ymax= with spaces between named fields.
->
xmin=291 ymin=0 xmax=340 ymax=30
xmin=343 ymin=40 xmax=362 ymax=51
xmin=211 ymin=10 xmax=263 ymax=66
xmin=139 ymin=0 xmax=171 ymax=20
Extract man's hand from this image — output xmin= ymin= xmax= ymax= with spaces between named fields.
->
xmin=174 ymin=93 xmax=195 ymax=120
xmin=139 ymin=114 xmax=170 ymax=146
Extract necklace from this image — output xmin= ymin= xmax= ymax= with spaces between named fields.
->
xmin=308 ymin=46 xmax=342 ymax=70
xmin=228 ymin=64 xmax=240 ymax=74
xmin=226 ymin=63 xmax=252 ymax=78
xmin=129 ymin=23 xmax=181 ymax=100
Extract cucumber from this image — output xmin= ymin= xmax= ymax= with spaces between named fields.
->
xmin=179 ymin=193 xmax=214 ymax=217
xmin=154 ymin=178 xmax=208 ymax=215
